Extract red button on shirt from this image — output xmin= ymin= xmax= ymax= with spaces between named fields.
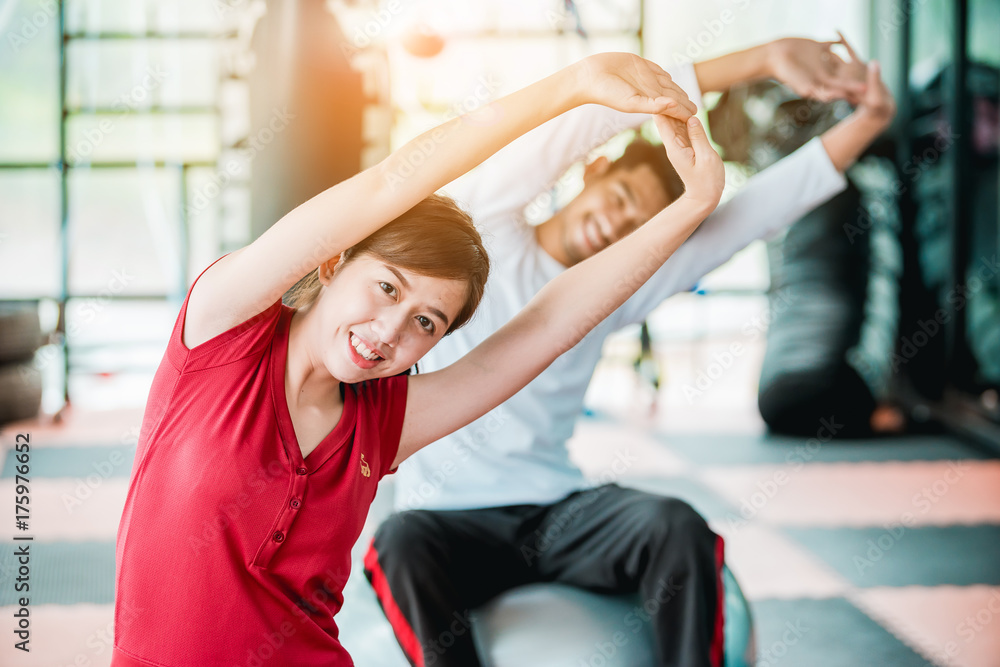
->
xmin=112 ymin=256 xmax=408 ymax=667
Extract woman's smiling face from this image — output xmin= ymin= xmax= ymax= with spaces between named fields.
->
xmin=309 ymin=253 xmax=468 ymax=383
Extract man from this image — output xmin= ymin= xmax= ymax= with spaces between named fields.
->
xmin=364 ymin=37 xmax=894 ymax=667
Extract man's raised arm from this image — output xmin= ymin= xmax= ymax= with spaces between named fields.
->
xmin=615 ymin=56 xmax=895 ymax=327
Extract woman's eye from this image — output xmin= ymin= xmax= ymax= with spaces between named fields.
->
xmin=379 ymin=281 xmax=397 ymax=297
xmin=416 ymin=315 xmax=434 ymax=333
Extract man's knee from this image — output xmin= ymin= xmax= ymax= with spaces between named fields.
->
xmin=644 ymin=497 xmax=714 ymax=549
xmin=369 ymin=511 xmax=442 ymax=576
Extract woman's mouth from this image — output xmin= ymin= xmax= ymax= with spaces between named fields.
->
xmin=348 ymin=333 xmax=384 ymax=368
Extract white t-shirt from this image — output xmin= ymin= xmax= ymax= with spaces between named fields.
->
xmin=394 ymin=64 xmax=847 ymax=511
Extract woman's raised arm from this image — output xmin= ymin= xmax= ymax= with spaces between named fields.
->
xmin=397 ymin=113 xmax=725 ymax=468
xmin=183 ymin=54 xmax=696 ymax=349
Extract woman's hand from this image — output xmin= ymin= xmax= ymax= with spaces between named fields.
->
xmin=653 ymin=114 xmax=725 ymax=213
xmin=573 ymin=52 xmax=698 ymax=120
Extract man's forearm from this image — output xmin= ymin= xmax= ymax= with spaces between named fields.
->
xmin=693 ymin=42 xmax=773 ymax=93
xmin=693 ymin=37 xmax=869 ymax=103
xmin=820 ymin=110 xmax=891 ymax=173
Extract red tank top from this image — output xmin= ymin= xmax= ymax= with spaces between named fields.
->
xmin=112 ymin=256 xmax=407 ymax=666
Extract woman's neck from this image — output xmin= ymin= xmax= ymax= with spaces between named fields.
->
xmin=286 ymin=306 xmax=343 ymax=410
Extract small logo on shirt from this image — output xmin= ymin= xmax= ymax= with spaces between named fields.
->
xmin=360 ymin=454 xmax=371 ymax=478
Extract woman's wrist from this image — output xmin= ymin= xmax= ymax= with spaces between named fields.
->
xmin=556 ymin=60 xmax=591 ymax=110
xmin=674 ymin=191 xmax=720 ymax=219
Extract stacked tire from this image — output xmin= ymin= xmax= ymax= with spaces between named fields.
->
xmin=0 ymin=302 xmax=44 ymax=425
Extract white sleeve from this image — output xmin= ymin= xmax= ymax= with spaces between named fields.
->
xmin=613 ymin=136 xmax=849 ymax=327
xmin=444 ymin=63 xmax=703 ymax=230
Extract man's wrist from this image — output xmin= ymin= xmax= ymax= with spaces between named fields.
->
xmin=854 ymin=104 xmax=895 ymax=133
xmin=693 ymin=41 xmax=774 ymax=93
xmin=820 ymin=109 xmax=893 ymax=173
xmin=760 ymin=39 xmax=783 ymax=81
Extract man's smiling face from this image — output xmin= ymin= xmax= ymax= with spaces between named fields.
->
xmin=545 ymin=158 xmax=672 ymax=266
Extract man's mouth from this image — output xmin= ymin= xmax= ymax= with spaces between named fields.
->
xmin=581 ymin=215 xmax=606 ymax=252
xmin=349 ymin=333 xmax=384 ymax=365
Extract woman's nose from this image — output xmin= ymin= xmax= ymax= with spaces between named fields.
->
xmin=371 ymin=311 xmax=405 ymax=346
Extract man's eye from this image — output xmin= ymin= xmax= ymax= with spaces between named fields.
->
xmin=416 ymin=315 xmax=434 ymax=333
xmin=379 ymin=281 xmax=397 ymax=297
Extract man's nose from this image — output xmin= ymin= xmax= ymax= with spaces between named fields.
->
xmin=607 ymin=210 xmax=636 ymax=241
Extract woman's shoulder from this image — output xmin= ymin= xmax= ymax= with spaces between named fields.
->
xmin=168 ymin=284 xmax=288 ymax=372
xmin=349 ymin=374 xmax=410 ymax=430
xmin=350 ymin=372 xmax=410 ymax=403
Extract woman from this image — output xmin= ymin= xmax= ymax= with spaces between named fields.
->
xmin=112 ymin=52 xmax=723 ymax=666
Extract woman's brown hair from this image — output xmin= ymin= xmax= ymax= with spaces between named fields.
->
xmin=283 ymin=194 xmax=489 ymax=334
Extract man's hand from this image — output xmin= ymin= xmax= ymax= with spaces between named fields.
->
xmin=766 ymin=35 xmax=867 ymax=103
xmin=653 ymin=115 xmax=724 ymax=213
xmin=573 ymin=52 xmax=698 ymax=120
xmin=854 ymin=60 xmax=896 ymax=128
xmin=819 ymin=57 xmax=897 ymax=173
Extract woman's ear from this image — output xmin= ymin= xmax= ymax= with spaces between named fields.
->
xmin=317 ymin=254 xmax=344 ymax=286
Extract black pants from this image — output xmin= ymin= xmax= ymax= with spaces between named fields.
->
xmin=363 ymin=485 xmax=724 ymax=667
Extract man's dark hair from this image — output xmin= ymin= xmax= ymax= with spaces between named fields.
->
xmin=608 ymin=137 xmax=685 ymax=204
